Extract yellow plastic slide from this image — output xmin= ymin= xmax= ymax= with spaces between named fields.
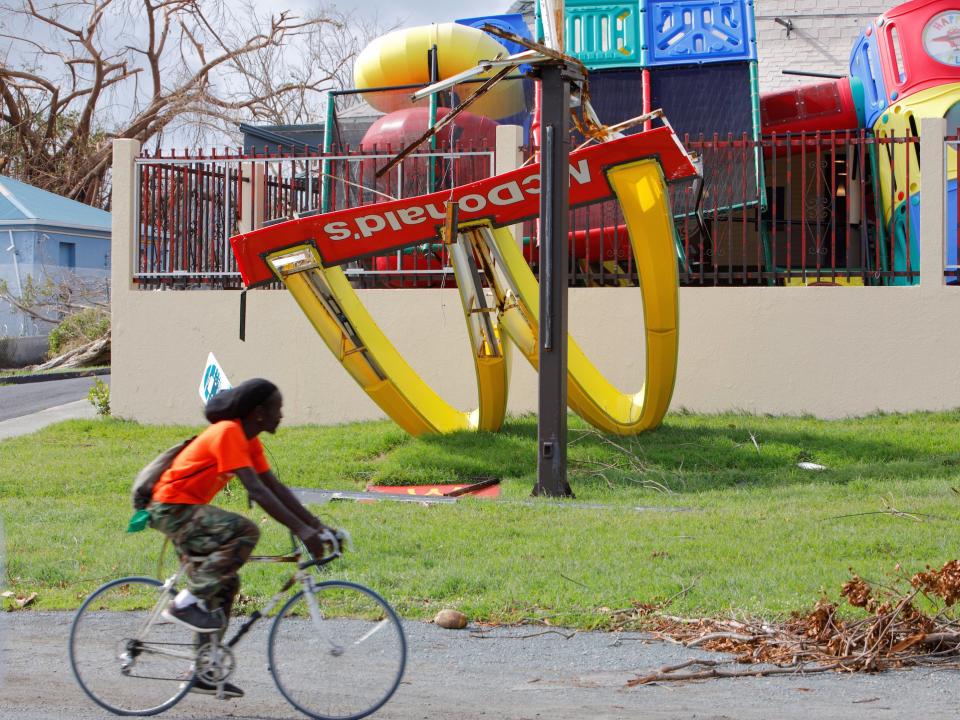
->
xmin=263 ymin=157 xmax=679 ymax=436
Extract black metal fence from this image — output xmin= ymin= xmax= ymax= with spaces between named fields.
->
xmin=134 ymin=131 xmax=924 ymax=289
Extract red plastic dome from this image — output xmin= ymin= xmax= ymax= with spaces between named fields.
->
xmin=360 ymin=107 xmax=498 ymax=152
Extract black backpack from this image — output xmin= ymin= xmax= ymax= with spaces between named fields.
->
xmin=131 ymin=437 xmax=196 ymax=510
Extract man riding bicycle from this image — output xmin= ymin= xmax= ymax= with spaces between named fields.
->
xmin=147 ymin=378 xmax=331 ymax=697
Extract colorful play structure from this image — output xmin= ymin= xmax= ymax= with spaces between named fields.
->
xmin=231 ymin=0 xmax=960 ymax=436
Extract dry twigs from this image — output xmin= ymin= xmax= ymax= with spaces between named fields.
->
xmin=569 ymin=428 xmax=676 ymax=493
xmin=625 ymin=560 xmax=960 ymax=686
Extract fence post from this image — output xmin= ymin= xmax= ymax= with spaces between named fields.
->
xmin=111 ymin=139 xmax=141 ymax=295
xmin=920 ymin=117 xmax=946 ymax=288
xmin=110 ymin=138 xmax=141 ymax=420
xmin=496 ymin=124 xmax=524 ymax=249
xmin=238 ymin=162 xmax=265 ymax=234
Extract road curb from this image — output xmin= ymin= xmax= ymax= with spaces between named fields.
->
xmin=0 ymin=367 xmax=110 ymax=385
xmin=0 ymin=399 xmax=98 ymax=440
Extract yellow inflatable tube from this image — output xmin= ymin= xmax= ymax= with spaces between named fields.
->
xmin=354 ymin=23 xmax=526 ymax=120
xmin=265 ymin=240 xmax=509 ymax=436
xmin=470 ymin=158 xmax=679 ymax=434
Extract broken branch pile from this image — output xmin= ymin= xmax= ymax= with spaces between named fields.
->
xmin=624 ymin=560 xmax=960 ymax=685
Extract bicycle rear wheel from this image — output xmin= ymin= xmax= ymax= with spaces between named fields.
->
xmin=69 ymin=576 xmax=196 ymax=716
xmin=268 ymin=580 xmax=407 ymax=720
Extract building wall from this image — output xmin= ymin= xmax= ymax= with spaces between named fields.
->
xmin=754 ymin=1 xmax=893 ymax=93
xmin=0 ymin=226 xmax=110 ymax=339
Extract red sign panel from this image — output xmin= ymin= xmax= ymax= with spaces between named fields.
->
xmin=366 ymin=484 xmax=502 ymax=498
xmin=231 ymin=127 xmax=697 ymax=287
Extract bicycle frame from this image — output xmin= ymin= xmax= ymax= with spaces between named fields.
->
xmin=222 ymin=549 xmax=337 ymax=651
xmin=127 ymin=543 xmax=338 ymax=671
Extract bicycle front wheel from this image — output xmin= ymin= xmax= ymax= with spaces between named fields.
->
xmin=69 ymin=576 xmax=196 ymax=716
xmin=268 ymin=580 xmax=407 ymax=720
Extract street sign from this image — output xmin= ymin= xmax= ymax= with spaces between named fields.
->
xmin=198 ymin=352 xmax=232 ymax=405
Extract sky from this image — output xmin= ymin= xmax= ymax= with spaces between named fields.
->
xmin=286 ymin=0 xmax=517 ymax=29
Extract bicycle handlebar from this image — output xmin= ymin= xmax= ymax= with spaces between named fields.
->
xmin=289 ymin=527 xmax=352 ymax=569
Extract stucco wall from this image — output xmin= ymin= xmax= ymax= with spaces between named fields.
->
xmin=110 ymin=284 xmax=960 ymax=426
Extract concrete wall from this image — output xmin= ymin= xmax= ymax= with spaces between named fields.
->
xmin=754 ymin=1 xmax=892 ymax=93
xmin=0 ymin=336 xmax=47 ymax=367
xmin=110 ymin=117 xmax=960 ymax=427
xmin=110 ymin=284 xmax=960 ymax=426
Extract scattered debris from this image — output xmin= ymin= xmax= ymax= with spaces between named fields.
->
xmin=625 ymin=561 xmax=960 ymax=686
xmin=560 ymin=573 xmax=590 ymax=589
xmin=825 ymin=495 xmax=947 ymax=523
xmin=33 ymin=333 xmax=110 ymax=371
xmin=1 ymin=590 xmax=37 ymax=610
xmin=470 ymin=628 xmax=577 ymax=640
xmin=442 ymin=477 xmax=501 ymax=497
xmin=293 ymin=488 xmax=456 ymax=506
xmin=368 ymin=480 xmax=501 ymax=499
xmin=434 ymin=609 xmax=469 ymax=629
xmin=294 ymin=487 xmax=690 ymax=513
xmin=569 ymin=428 xmax=675 ymax=494
xmin=294 ymin=479 xmax=501 ymax=507
xmin=797 ymin=461 xmax=827 ymax=471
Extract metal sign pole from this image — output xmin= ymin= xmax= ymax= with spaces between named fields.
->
xmin=534 ymin=62 xmax=574 ymax=498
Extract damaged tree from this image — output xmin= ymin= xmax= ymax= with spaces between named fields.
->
xmin=0 ymin=0 xmax=357 ymax=206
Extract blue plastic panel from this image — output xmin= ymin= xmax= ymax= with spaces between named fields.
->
xmin=849 ymin=26 xmax=889 ymax=128
xmin=895 ymin=198 xmax=920 ymax=285
xmin=650 ymin=61 xmax=760 ymax=210
xmin=456 ymin=13 xmax=532 ymax=58
xmin=562 ymin=1 xmax=642 ymax=70
xmin=643 ymin=0 xmax=757 ymax=66
xmin=947 ymin=179 xmax=958 ymax=270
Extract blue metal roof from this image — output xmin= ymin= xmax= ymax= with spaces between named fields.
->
xmin=0 ymin=174 xmax=111 ymax=232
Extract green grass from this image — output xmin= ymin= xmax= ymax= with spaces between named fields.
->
xmin=2 ymin=411 xmax=960 ymax=627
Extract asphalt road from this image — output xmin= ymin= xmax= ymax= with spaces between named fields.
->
xmin=0 ymin=375 xmax=107 ymax=422
xmin=0 ymin=611 xmax=957 ymax=719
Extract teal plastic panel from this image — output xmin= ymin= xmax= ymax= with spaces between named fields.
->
xmin=563 ymin=1 xmax=642 ymax=70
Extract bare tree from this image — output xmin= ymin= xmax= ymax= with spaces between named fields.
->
xmin=225 ymin=5 xmax=398 ymax=129
xmin=0 ymin=0 xmax=353 ymax=207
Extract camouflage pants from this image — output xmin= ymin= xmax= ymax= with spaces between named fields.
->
xmin=149 ymin=503 xmax=260 ymax=619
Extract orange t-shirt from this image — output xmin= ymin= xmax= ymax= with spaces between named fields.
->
xmin=151 ymin=420 xmax=270 ymax=505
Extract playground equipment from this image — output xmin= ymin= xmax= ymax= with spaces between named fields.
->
xmin=759 ymin=0 xmax=960 ymax=284
xmin=859 ymin=1 xmax=960 ymax=281
xmin=354 ymin=23 xmax=526 ymax=120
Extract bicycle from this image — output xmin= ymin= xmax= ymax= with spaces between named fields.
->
xmin=68 ymin=530 xmax=407 ymax=719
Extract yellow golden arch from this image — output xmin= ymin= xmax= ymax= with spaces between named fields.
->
xmin=264 ymin=157 xmax=679 ymax=437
